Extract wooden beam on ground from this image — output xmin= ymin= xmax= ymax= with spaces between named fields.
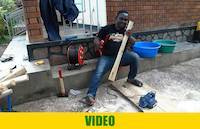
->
xmin=0 ymin=89 xmax=13 ymax=99
xmin=110 ymin=79 xmax=177 ymax=112
xmin=0 ymin=74 xmax=29 ymax=88
xmin=0 ymin=66 xmax=27 ymax=82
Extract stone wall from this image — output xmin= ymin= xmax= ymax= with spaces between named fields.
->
xmin=27 ymin=37 xmax=95 ymax=65
xmin=133 ymin=27 xmax=195 ymax=42
xmin=27 ymin=26 xmax=195 ymax=65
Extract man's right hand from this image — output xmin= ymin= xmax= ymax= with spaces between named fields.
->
xmin=94 ymin=38 xmax=104 ymax=56
xmin=94 ymin=38 xmax=104 ymax=50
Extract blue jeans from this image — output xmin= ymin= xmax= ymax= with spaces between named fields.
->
xmin=87 ymin=50 xmax=139 ymax=97
xmin=40 ymin=0 xmax=61 ymax=41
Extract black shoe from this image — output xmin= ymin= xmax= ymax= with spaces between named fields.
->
xmin=79 ymin=96 xmax=96 ymax=106
xmin=127 ymin=78 xmax=143 ymax=87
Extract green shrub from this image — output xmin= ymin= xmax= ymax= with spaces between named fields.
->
xmin=0 ymin=14 xmax=8 ymax=44
xmin=0 ymin=0 xmax=16 ymax=44
xmin=0 ymin=0 xmax=16 ymax=13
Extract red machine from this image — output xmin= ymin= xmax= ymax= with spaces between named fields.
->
xmin=67 ymin=44 xmax=85 ymax=70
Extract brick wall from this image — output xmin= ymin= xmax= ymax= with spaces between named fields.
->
xmin=106 ymin=0 xmax=200 ymax=32
xmin=22 ymin=0 xmax=43 ymax=42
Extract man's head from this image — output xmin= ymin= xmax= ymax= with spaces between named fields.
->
xmin=115 ymin=10 xmax=129 ymax=30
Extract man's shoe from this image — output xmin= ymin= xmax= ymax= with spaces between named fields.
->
xmin=127 ymin=78 xmax=143 ymax=87
xmin=79 ymin=96 xmax=96 ymax=106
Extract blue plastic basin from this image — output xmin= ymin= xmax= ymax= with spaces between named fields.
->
xmin=132 ymin=41 xmax=161 ymax=58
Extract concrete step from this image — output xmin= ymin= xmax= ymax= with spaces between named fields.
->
xmin=0 ymin=36 xmax=53 ymax=105
xmin=51 ymin=41 xmax=200 ymax=90
xmin=2 ymin=35 xmax=200 ymax=105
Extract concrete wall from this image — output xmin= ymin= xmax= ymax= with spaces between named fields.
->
xmin=106 ymin=0 xmax=200 ymax=32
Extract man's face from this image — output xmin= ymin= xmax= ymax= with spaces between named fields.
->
xmin=115 ymin=13 xmax=129 ymax=30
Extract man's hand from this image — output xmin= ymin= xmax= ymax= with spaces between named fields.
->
xmin=125 ymin=29 xmax=133 ymax=37
xmin=94 ymin=38 xmax=105 ymax=56
xmin=94 ymin=38 xmax=102 ymax=50
xmin=94 ymin=38 xmax=104 ymax=50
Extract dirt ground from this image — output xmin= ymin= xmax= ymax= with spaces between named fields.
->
xmin=0 ymin=44 xmax=7 ymax=56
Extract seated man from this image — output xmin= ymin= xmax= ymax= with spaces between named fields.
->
xmin=80 ymin=10 xmax=143 ymax=106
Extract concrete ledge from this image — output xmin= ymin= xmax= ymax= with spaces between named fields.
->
xmin=51 ymin=41 xmax=200 ymax=90
xmin=2 ymin=36 xmax=200 ymax=105
xmin=11 ymin=71 xmax=57 ymax=105
xmin=0 ymin=36 xmax=55 ymax=105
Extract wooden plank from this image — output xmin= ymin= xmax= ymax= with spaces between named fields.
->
xmin=0 ymin=66 xmax=26 ymax=82
xmin=0 ymin=89 xmax=13 ymax=99
xmin=110 ymin=79 xmax=177 ymax=112
xmin=0 ymin=70 xmax=11 ymax=81
xmin=125 ymin=82 xmax=177 ymax=112
xmin=0 ymin=74 xmax=29 ymax=88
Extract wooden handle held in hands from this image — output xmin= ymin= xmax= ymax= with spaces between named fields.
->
xmin=108 ymin=21 xmax=134 ymax=81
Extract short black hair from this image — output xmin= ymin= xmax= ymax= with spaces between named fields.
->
xmin=117 ymin=10 xmax=128 ymax=17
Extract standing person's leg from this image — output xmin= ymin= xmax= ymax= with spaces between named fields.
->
xmin=80 ymin=56 xmax=114 ymax=106
xmin=40 ymin=0 xmax=61 ymax=41
xmin=120 ymin=50 xmax=143 ymax=87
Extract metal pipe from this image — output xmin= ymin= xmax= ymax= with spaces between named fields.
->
xmin=0 ymin=89 xmax=13 ymax=112
xmin=96 ymin=0 xmax=100 ymax=32
xmin=76 ymin=19 xmax=79 ymax=29
xmin=7 ymin=95 xmax=12 ymax=112
xmin=82 ymin=0 xmax=85 ymax=31
xmin=89 ymin=0 xmax=93 ymax=35
xmin=63 ymin=16 xmax=67 ymax=33
xmin=70 ymin=22 xmax=73 ymax=30
xmin=0 ymin=99 xmax=2 ymax=112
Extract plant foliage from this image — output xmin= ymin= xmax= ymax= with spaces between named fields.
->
xmin=0 ymin=0 xmax=16 ymax=44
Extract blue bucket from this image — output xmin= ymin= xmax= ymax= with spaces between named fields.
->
xmin=132 ymin=41 xmax=161 ymax=58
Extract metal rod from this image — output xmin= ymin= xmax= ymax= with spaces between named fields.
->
xmin=76 ymin=19 xmax=79 ymax=29
xmin=63 ymin=16 xmax=67 ymax=33
xmin=70 ymin=22 xmax=73 ymax=30
xmin=89 ymin=0 xmax=93 ymax=35
xmin=0 ymin=99 xmax=2 ymax=112
xmin=7 ymin=95 xmax=12 ymax=112
xmin=96 ymin=0 xmax=100 ymax=32
xmin=82 ymin=0 xmax=85 ymax=31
